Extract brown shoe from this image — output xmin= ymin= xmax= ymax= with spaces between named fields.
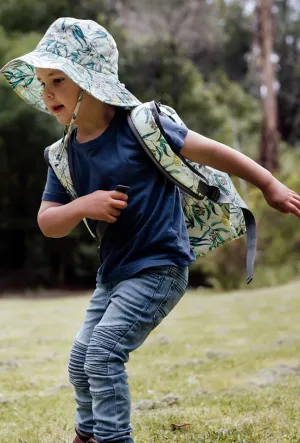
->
xmin=73 ymin=425 xmax=94 ymax=443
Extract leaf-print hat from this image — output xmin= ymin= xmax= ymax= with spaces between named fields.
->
xmin=0 ymin=17 xmax=141 ymax=112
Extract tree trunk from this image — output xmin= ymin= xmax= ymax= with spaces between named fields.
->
xmin=257 ymin=0 xmax=279 ymax=172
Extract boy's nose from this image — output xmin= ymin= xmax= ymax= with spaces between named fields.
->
xmin=43 ymin=86 xmax=54 ymax=100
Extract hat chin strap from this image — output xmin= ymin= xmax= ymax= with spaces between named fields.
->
xmin=61 ymin=90 xmax=84 ymax=152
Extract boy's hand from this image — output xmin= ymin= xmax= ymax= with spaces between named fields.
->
xmin=78 ymin=190 xmax=128 ymax=223
xmin=262 ymin=177 xmax=300 ymax=217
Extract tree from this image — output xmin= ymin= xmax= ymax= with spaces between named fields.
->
xmin=256 ymin=0 xmax=279 ymax=171
xmin=274 ymin=0 xmax=300 ymax=145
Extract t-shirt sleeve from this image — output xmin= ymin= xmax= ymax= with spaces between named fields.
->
xmin=42 ymin=167 xmax=70 ymax=204
xmin=160 ymin=115 xmax=188 ymax=155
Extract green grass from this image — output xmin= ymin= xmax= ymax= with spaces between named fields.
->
xmin=1 ymin=282 xmax=300 ymax=442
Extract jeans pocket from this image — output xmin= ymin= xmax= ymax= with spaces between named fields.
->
xmin=153 ymin=277 xmax=187 ymax=328
xmin=168 ymin=266 xmax=189 ymax=291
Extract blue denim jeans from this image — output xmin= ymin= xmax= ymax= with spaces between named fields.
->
xmin=68 ymin=265 xmax=188 ymax=443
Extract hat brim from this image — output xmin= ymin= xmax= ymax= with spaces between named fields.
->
xmin=1 ymin=50 xmax=141 ymax=113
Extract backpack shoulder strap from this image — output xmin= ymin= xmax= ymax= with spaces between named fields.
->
xmin=128 ymin=101 xmax=220 ymax=202
xmin=151 ymin=102 xmax=224 ymax=202
xmin=43 ymin=137 xmax=98 ymax=241
xmin=44 ymin=138 xmax=63 ymax=168
xmin=44 ymin=137 xmax=78 ymax=200
xmin=44 ymin=146 xmax=51 ymax=167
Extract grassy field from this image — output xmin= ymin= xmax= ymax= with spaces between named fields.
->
xmin=1 ymin=282 xmax=300 ymax=443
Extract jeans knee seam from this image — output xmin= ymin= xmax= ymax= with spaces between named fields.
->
xmin=106 ymin=276 xmax=165 ymax=373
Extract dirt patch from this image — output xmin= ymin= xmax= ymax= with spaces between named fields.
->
xmin=248 ymin=361 xmax=300 ymax=386
xmin=175 ymin=358 xmax=205 ymax=368
xmin=148 ymin=335 xmax=170 ymax=346
xmin=0 ymin=359 xmax=21 ymax=369
xmin=206 ymin=350 xmax=232 ymax=360
xmin=276 ymin=335 xmax=300 ymax=346
xmin=133 ymin=393 xmax=181 ymax=411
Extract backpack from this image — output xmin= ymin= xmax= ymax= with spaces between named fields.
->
xmin=44 ymin=101 xmax=256 ymax=284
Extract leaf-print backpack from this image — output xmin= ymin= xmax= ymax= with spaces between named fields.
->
xmin=44 ymin=101 xmax=257 ymax=284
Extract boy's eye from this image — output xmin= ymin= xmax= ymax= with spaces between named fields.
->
xmin=38 ymin=78 xmax=64 ymax=89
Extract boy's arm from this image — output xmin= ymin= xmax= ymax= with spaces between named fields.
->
xmin=37 ymin=190 xmax=128 ymax=238
xmin=181 ymin=130 xmax=300 ymax=218
xmin=37 ymin=200 xmax=84 ymax=238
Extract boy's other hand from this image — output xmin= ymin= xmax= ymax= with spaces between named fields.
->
xmin=262 ymin=177 xmax=300 ymax=218
xmin=78 ymin=190 xmax=128 ymax=223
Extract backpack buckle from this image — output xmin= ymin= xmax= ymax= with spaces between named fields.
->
xmin=197 ymin=182 xmax=220 ymax=203
xmin=207 ymin=186 xmax=220 ymax=203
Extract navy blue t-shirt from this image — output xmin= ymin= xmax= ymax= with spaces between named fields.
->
xmin=42 ymin=109 xmax=195 ymax=282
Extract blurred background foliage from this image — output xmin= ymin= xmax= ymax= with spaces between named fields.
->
xmin=0 ymin=0 xmax=299 ymax=292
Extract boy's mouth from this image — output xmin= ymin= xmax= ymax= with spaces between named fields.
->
xmin=51 ymin=105 xmax=64 ymax=113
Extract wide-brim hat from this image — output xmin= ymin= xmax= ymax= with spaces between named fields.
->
xmin=0 ymin=17 xmax=141 ymax=113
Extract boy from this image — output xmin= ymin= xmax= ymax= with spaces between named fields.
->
xmin=1 ymin=17 xmax=299 ymax=443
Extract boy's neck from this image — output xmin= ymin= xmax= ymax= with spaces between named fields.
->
xmin=76 ymin=100 xmax=116 ymax=144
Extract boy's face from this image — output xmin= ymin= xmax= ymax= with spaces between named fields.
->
xmin=36 ymin=68 xmax=81 ymax=125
